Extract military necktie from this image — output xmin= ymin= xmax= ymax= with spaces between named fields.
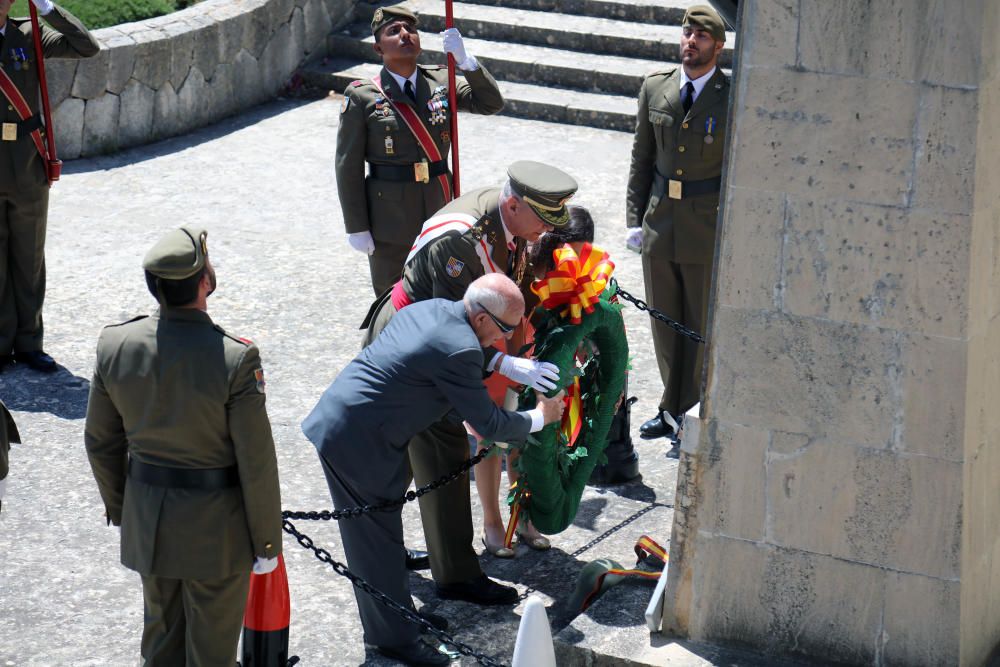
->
xmin=682 ymin=81 xmax=695 ymax=114
xmin=404 ymin=80 xmax=417 ymax=105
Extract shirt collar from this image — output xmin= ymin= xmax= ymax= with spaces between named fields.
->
xmin=497 ymin=205 xmax=516 ymax=249
xmin=0 ymin=21 xmax=6 ymax=37
xmin=679 ymin=66 xmax=717 ymax=102
xmin=385 ymin=67 xmax=418 ymax=96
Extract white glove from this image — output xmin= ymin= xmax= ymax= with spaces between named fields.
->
xmin=625 ymin=227 xmax=643 ymax=253
xmin=253 ymin=556 xmax=279 ymax=575
xmin=498 ymin=355 xmax=559 ymax=392
xmin=441 ymin=28 xmax=477 ymax=70
xmin=31 ymin=0 xmax=54 ymax=14
xmin=348 ymin=231 xmax=375 ymax=255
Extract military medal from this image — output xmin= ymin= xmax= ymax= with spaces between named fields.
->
xmin=704 ymin=116 xmax=716 ymax=144
xmin=384 ymin=133 xmax=394 ymax=155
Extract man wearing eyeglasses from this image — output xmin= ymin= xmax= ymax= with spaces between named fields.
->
xmin=305 ymin=273 xmax=565 ymax=666
xmin=359 ymin=160 xmax=576 ymax=606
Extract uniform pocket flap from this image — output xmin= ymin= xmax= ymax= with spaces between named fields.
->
xmin=648 ymin=108 xmax=675 ymax=127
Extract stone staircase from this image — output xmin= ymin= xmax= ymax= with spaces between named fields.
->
xmin=300 ymin=0 xmax=735 ymax=132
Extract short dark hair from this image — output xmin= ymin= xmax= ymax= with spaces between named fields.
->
xmin=145 ymin=268 xmax=205 ymax=307
xmin=528 ymin=205 xmax=596 ymax=272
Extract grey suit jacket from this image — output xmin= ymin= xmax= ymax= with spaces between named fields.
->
xmin=303 ymin=299 xmax=531 ymax=492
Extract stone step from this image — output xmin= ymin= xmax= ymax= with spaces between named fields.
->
xmin=449 ymin=0 xmax=704 ymax=25
xmin=300 ymin=59 xmax=638 ymax=131
xmin=326 ymin=32 xmax=667 ymax=96
xmin=356 ymin=0 xmax=736 ymax=65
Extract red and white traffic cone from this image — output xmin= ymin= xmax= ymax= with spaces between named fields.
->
xmin=241 ymin=554 xmax=292 ymax=667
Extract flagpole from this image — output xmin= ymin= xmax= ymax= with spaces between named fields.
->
xmin=28 ymin=3 xmax=61 ymax=183
xmin=445 ymin=0 xmax=460 ymax=197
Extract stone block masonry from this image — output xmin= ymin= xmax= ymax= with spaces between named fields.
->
xmin=46 ymin=0 xmax=358 ymax=157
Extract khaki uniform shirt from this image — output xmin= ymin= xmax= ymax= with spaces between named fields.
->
xmin=0 ymin=399 xmax=20 ymax=481
xmin=335 ymin=64 xmax=504 ymax=244
xmin=0 ymin=5 xmax=99 ymax=191
xmin=626 ymin=67 xmax=730 ymax=265
xmin=84 ymin=308 xmax=282 ymax=580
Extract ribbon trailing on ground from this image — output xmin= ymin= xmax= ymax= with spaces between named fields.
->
xmin=567 ymin=535 xmax=668 ymax=614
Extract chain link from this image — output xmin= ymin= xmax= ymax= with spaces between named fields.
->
xmin=283 ymin=444 xmax=494 ymax=522
xmin=283 ymin=518 xmax=508 ymax=667
xmin=613 ymin=279 xmax=706 ymax=344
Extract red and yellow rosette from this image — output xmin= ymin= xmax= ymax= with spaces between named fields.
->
xmin=531 ymin=243 xmax=615 ymax=326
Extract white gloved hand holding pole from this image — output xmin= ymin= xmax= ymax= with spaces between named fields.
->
xmin=441 ymin=28 xmax=478 ymax=71
xmin=253 ymin=556 xmax=279 ymax=575
xmin=498 ymin=355 xmax=559 ymax=392
xmin=30 ymin=0 xmax=55 ymax=15
xmin=348 ymin=231 xmax=375 ymax=256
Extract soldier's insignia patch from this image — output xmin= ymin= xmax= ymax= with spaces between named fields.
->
xmin=445 ymin=256 xmax=465 ymax=278
xmin=374 ymin=7 xmax=383 ymax=22
xmin=254 ymin=368 xmax=266 ymax=394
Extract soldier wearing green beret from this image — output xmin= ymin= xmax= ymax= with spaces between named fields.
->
xmin=0 ymin=398 xmax=21 ymax=513
xmin=337 ymin=3 xmax=505 ymax=296
xmin=84 ymin=227 xmax=282 ymax=666
xmin=361 ymin=161 xmax=575 ymax=604
xmin=625 ymin=4 xmax=729 ymax=455
xmin=0 ymin=0 xmax=99 ymax=374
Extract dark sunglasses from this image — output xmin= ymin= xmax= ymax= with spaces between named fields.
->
xmin=476 ymin=301 xmax=517 ymax=334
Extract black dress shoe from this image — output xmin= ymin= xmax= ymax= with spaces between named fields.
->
xmin=665 ymin=442 xmax=681 ymax=460
xmin=14 ymin=350 xmax=57 ymax=373
xmin=0 ymin=354 xmax=13 ymax=372
xmin=418 ymin=608 xmax=448 ymax=632
xmin=406 ymin=548 xmax=430 ymax=571
xmin=436 ymin=574 xmax=517 ymax=605
xmin=375 ymin=640 xmax=450 ymax=666
xmin=639 ymin=411 xmax=679 ymax=439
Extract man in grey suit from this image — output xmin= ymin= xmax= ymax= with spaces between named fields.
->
xmin=302 ymin=273 xmax=564 ymax=666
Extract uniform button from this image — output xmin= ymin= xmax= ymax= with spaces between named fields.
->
xmin=681 ymin=122 xmax=689 ymax=129
xmin=678 ymin=146 xmax=686 ymax=153
xmin=265 ymin=542 xmax=273 ymax=550
xmin=6 ymin=105 xmax=12 ymax=112
xmin=675 ymin=169 xmax=683 ymax=176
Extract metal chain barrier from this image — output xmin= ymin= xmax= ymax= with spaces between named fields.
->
xmin=283 ymin=518 xmax=508 ymax=667
xmin=283 ymin=444 xmax=494 ymax=522
xmin=612 ymin=279 xmax=706 ymax=344
xmin=282 ymin=443 xmax=508 ymax=666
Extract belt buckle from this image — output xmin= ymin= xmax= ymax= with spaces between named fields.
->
xmin=668 ymin=179 xmax=682 ymax=200
xmin=1 ymin=123 xmax=16 ymax=142
xmin=414 ymin=159 xmax=430 ymax=184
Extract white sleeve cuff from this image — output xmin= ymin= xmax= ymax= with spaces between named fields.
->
xmin=526 ymin=408 xmax=545 ymax=433
xmin=458 ymin=55 xmax=479 ymax=71
xmin=35 ymin=0 xmax=55 ymax=15
xmin=487 ymin=350 xmax=502 ymax=372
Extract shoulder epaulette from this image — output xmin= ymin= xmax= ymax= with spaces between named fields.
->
xmin=419 ymin=64 xmax=446 ymax=72
xmin=648 ymin=67 xmax=678 ymax=79
xmin=469 ymin=214 xmax=496 ymax=242
xmin=104 ymin=314 xmax=148 ymax=328
xmin=214 ymin=325 xmax=253 ymax=347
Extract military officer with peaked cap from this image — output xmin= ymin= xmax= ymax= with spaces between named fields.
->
xmin=0 ymin=0 xmax=99 ymax=373
xmin=0 ymin=398 xmax=20 ymax=512
xmin=84 ymin=227 xmax=282 ymax=666
xmin=337 ymin=3 xmax=504 ymax=296
xmin=362 ymin=160 xmax=576 ymax=604
xmin=625 ymin=4 xmax=729 ymax=455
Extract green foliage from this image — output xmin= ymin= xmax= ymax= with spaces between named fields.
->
xmin=10 ymin=0 xmax=192 ymax=30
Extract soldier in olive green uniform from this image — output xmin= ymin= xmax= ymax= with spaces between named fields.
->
xmin=626 ymin=5 xmax=729 ymax=451
xmin=0 ymin=398 xmax=20 ymax=513
xmin=0 ymin=0 xmax=99 ymax=373
xmin=84 ymin=228 xmax=282 ymax=666
xmin=363 ymin=161 xmax=574 ymax=604
xmin=337 ymin=4 xmax=504 ymax=296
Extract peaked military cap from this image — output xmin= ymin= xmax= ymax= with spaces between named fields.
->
xmin=683 ymin=4 xmax=726 ymax=42
xmin=372 ymin=4 xmax=418 ymax=36
xmin=507 ymin=160 xmax=578 ymax=228
xmin=143 ymin=227 xmax=209 ymax=280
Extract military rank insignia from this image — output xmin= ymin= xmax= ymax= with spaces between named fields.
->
xmin=254 ymin=368 xmax=266 ymax=394
xmin=445 ymin=256 xmax=465 ymax=278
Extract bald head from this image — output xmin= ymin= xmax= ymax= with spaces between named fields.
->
xmin=464 ymin=274 xmax=525 ymax=346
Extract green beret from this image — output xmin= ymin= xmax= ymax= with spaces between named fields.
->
xmin=143 ymin=227 xmax=209 ymax=280
xmin=371 ymin=4 xmax=418 ymax=36
xmin=507 ymin=160 xmax=578 ymax=228
xmin=683 ymin=4 xmax=726 ymax=42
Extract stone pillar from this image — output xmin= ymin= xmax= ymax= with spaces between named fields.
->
xmin=661 ymin=1 xmax=1000 ymax=664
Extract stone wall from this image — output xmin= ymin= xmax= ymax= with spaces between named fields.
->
xmin=662 ymin=1 xmax=1000 ymax=665
xmin=46 ymin=0 xmax=356 ymax=158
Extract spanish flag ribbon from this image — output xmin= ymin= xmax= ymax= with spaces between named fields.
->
xmin=531 ymin=243 xmax=615 ymax=325
xmin=562 ymin=375 xmax=583 ymax=447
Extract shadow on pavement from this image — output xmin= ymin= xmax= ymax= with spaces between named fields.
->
xmin=0 ymin=365 xmax=90 ymax=419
